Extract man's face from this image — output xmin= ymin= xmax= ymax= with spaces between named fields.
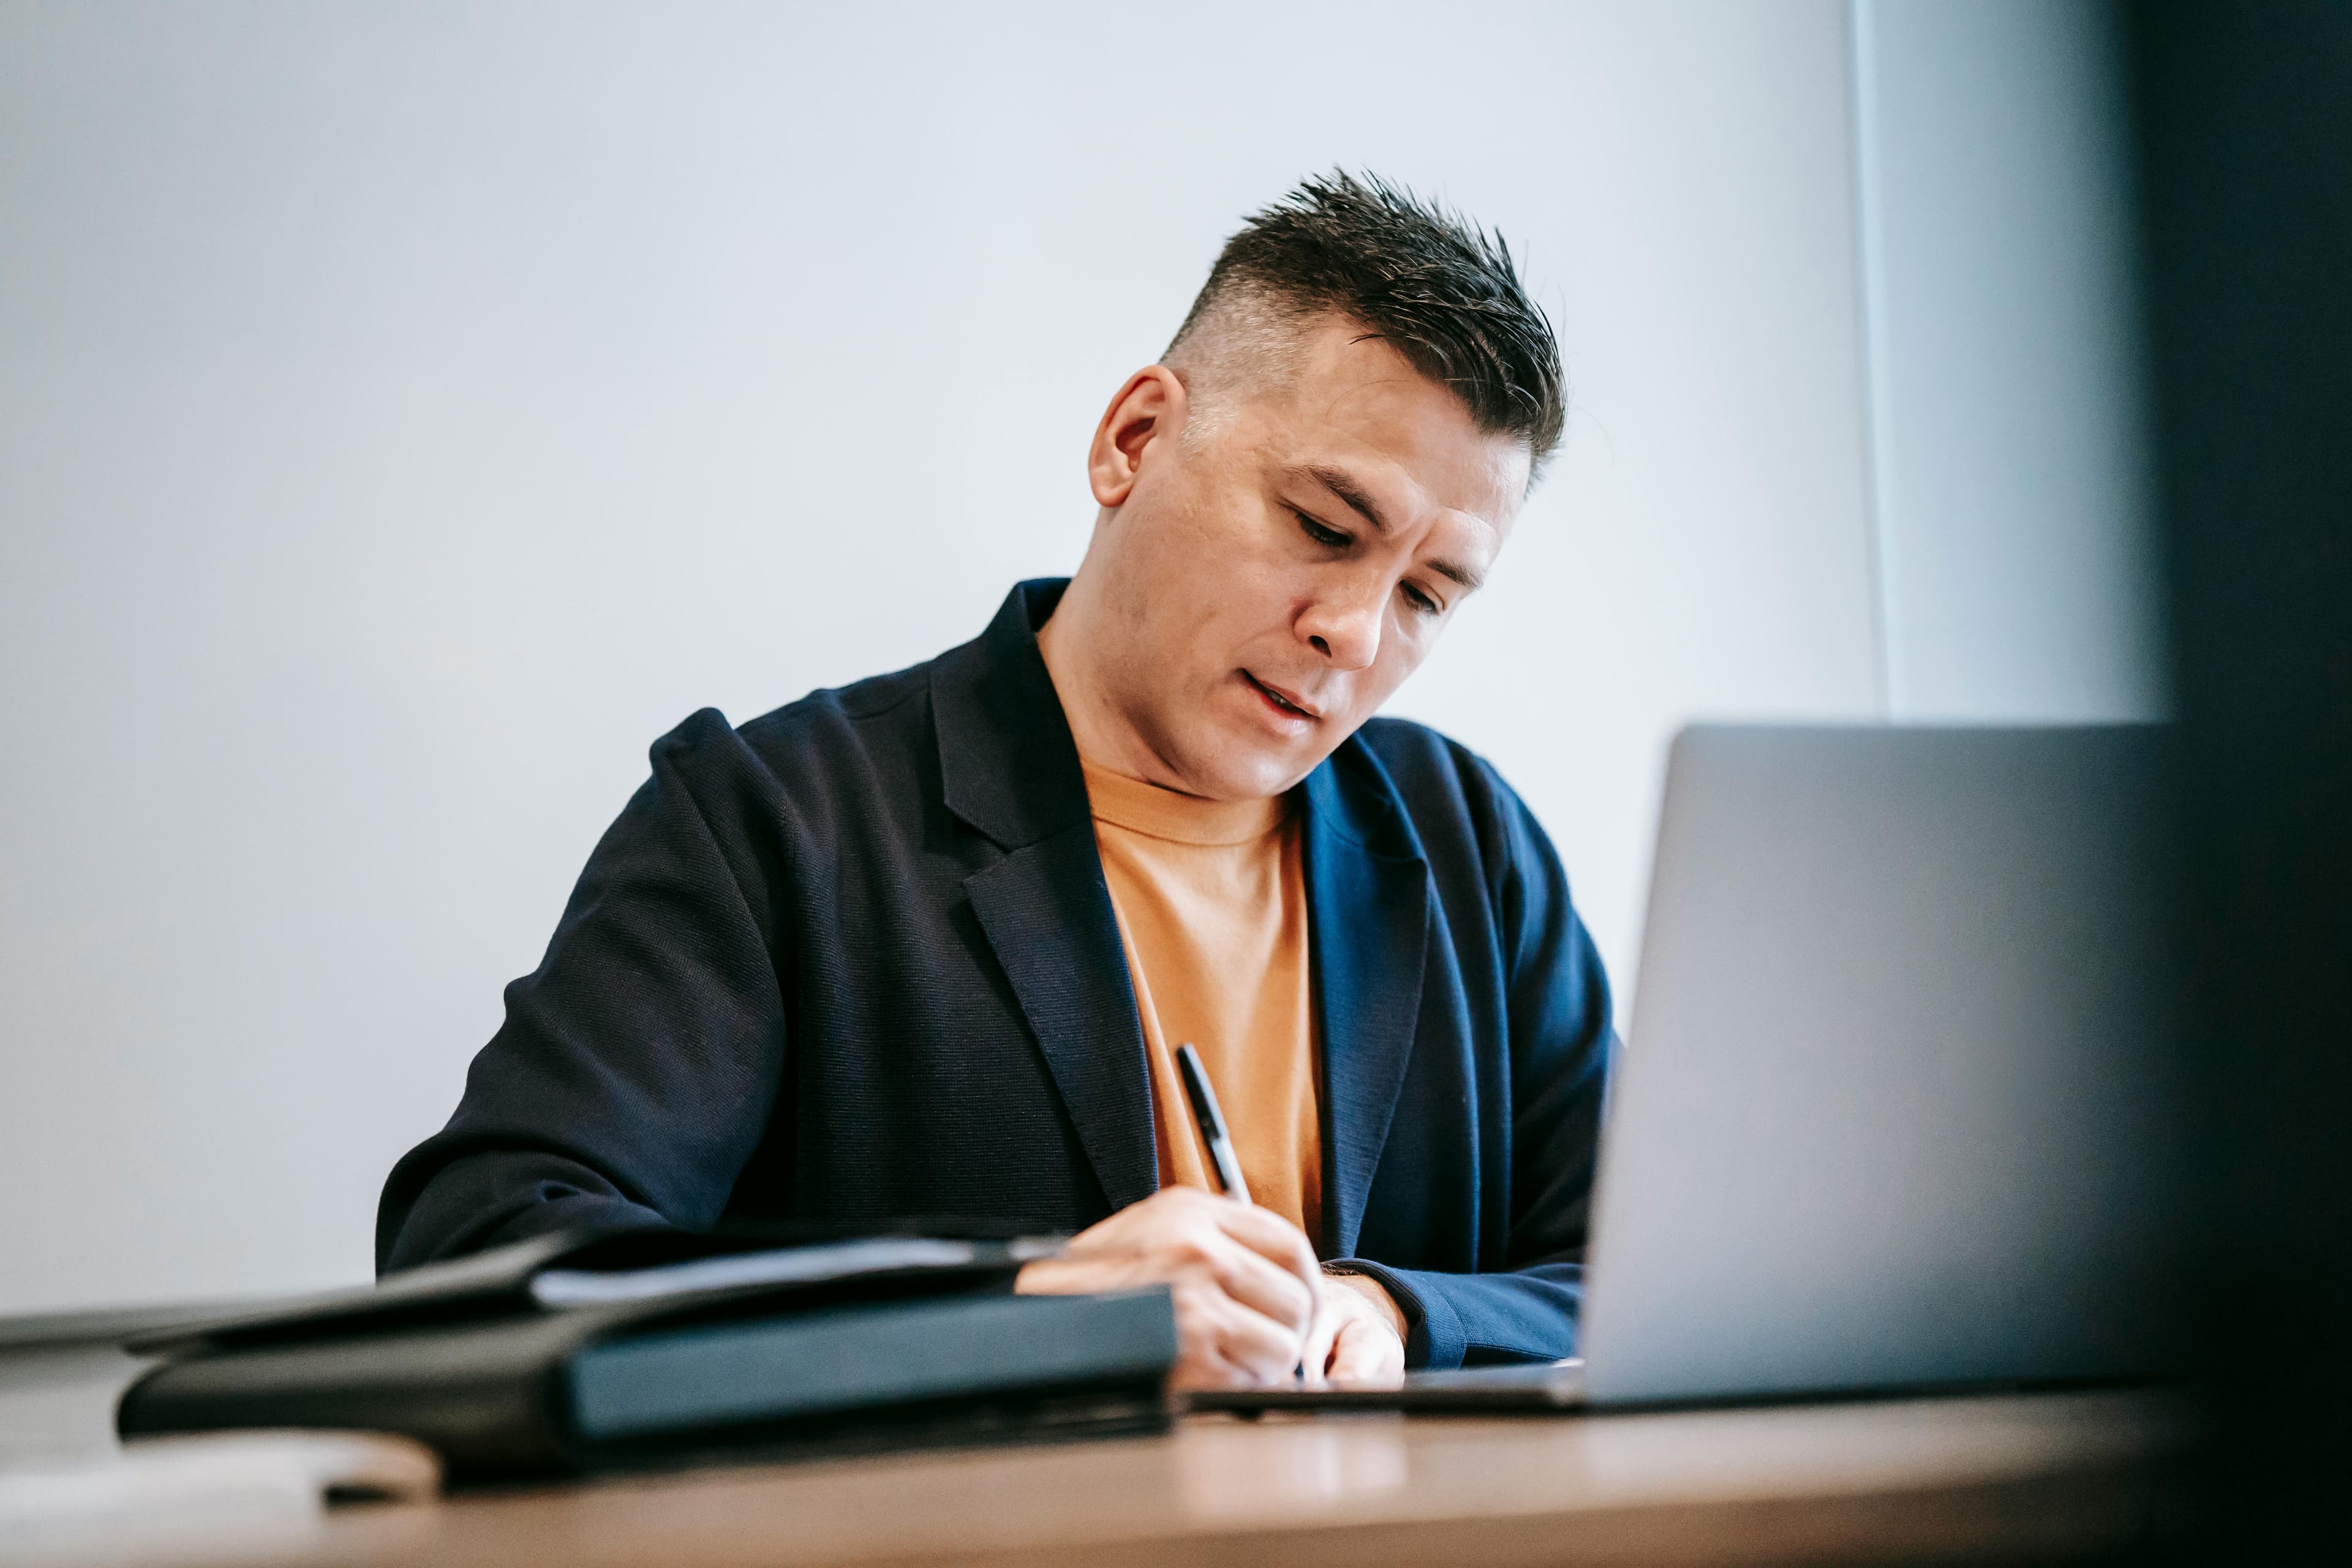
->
xmin=1077 ymin=315 xmax=1529 ymax=800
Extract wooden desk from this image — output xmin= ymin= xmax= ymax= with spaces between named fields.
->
xmin=146 ymin=1390 xmax=2177 ymax=1568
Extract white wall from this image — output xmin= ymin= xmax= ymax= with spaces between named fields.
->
xmin=0 ymin=1 xmax=2151 ymax=1314
xmin=1853 ymin=0 xmax=2163 ymax=721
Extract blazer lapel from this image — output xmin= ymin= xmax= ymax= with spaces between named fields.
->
xmin=933 ymin=580 xmax=1159 ymax=1213
xmin=965 ymin=834 xmax=1159 ymax=1212
xmin=1304 ymin=745 xmax=1432 ymax=1259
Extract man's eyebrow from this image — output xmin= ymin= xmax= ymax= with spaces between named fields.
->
xmin=1293 ymin=462 xmax=1488 ymax=595
xmin=1429 ymin=557 xmax=1485 ymax=592
xmin=1297 ymin=464 xmax=1391 ymax=535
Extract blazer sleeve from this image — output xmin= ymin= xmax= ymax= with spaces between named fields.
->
xmin=1329 ymin=764 xmax=1618 ymax=1368
xmin=374 ymin=709 xmax=791 ymax=1274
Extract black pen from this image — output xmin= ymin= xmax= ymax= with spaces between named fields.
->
xmin=1174 ymin=1042 xmax=1251 ymax=1204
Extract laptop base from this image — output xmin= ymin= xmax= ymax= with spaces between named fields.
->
xmin=1186 ymin=1359 xmax=1587 ymax=1415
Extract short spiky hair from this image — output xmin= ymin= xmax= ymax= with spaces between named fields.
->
xmin=1166 ymin=171 xmax=1566 ymax=477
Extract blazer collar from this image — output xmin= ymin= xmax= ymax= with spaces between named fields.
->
xmin=935 ymin=580 xmax=1159 ymax=1212
xmin=930 ymin=578 xmax=1090 ymax=850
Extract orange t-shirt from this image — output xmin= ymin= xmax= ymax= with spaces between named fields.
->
xmin=1079 ymin=759 xmax=1323 ymax=1244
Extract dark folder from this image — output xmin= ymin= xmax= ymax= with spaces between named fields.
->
xmin=123 ymin=1222 xmax=1046 ymax=1353
xmin=116 ymin=1229 xmax=1178 ymax=1479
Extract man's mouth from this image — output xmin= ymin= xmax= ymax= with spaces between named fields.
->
xmin=1242 ymin=671 xmax=1322 ymax=723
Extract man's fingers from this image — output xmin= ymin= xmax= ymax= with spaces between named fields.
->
xmin=1204 ymin=1197 xmax=1322 ymax=1289
xmin=1058 ymin=1188 xmax=1318 ymax=1300
xmin=1174 ymin=1279 xmax=1305 ymax=1384
xmin=1199 ymin=1234 xmax=1316 ymax=1336
xmin=1196 ymin=1196 xmax=1321 ymax=1347
xmin=1327 ymin=1317 xmax=1406 ymax=1387
xmin=1026 ymin=1189 xmax=1330 ymax=1387
xmin=1298 ymin=1308 xmax=1343 ymax=1389
xmin=1012 ymin=1255 xmax=1126 ymax=1295
xmin=1020 ymin=1243 xmax=1308 ymax=1348
xmin=1167 ymin=1332 xmax=1253 ymax=1393
xmin=1041 ymin=1257 xmax=1303 ymax=1388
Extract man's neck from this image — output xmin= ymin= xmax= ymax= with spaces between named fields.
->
xmin=1036 ymin=584 xmax=1193 ymax=795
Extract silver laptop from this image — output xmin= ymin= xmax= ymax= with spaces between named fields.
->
xmin=1198 ymin=723 xmax=2186 ymax=1413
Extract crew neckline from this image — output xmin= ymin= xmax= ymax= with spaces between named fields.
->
xmin=1078 ymin=758 xmax=1292 ymax=846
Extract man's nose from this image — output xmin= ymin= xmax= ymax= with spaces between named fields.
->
xmin=1298 ymin=582 xmax=1384 ymax=671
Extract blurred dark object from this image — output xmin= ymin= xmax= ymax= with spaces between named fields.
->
xmin=2129 ymin=0 xmax=2352 ymax=1558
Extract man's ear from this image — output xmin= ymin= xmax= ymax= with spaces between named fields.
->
xmin=1088 ymin=366 xmax=1186 ymax=508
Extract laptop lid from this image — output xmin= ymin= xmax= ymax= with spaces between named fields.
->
xmin=1578 ymin=725 xmax=2187 ymax=1406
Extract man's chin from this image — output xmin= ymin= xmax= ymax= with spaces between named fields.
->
xmin=1170 ymin=741 xmax=1321 ymax=803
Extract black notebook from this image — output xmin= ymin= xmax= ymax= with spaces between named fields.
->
xmin=116 ymin=1227 xmax=1178 ymax=1479
xmin=125 ymin=1222 xmax=1057 ymax=1354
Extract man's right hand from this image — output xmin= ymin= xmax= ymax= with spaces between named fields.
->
xmin=1013 ymin=1186 xmax=1321 ymax=1390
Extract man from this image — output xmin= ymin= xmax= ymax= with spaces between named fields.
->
xmin=379 ymin=172 xmax=1618 ymax=1390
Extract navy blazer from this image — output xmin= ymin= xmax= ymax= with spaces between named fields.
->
xmin=378 ymin=580 xmax=1618 ymax=1367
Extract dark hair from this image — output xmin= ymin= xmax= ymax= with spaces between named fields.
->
xmin=1168 ymin=170 xmax=1566 ymax=473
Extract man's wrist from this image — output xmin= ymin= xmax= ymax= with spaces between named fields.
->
xmin=1322 ymin=1264 xmax=1409 ymax=1340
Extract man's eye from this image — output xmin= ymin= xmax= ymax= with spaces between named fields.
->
xmin=1401 ymin=583 xmax=1441 ymax=617
xmin=1292 ymin=508 xmax=1349 ymax=549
